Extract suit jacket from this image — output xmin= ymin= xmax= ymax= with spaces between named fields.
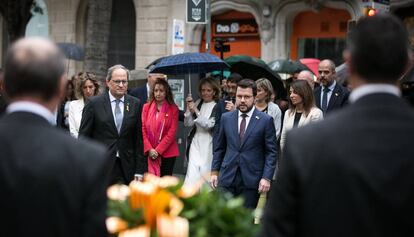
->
xmin=68 ymin=98 xmax=85 ymax=138
xmin=142 ymin=101 xmax=180 ymax=158
xmin=259 ymin=93 xmax=414 ymax=237
xmin=130 ymin=85 xmax=148 ymax=103
xmin=314 ymin=82 xmax=350 ymax=114
xmin=280 ymin=107 xmax=323 ymax=149
xmin=212 ymin=108 xmax=277 ymax=189
xmin=0 ymin=112 xmax=110 ymax=237
xmin=79 ymin=91 xmax=146 ymax=179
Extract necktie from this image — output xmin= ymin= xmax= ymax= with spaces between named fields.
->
xmin=321 ymin=87 xmax=330 ymax=114
xmin=115 ymin=99 xmax=123 ymax=133
xmin=239 ymin=113 xmax=247 ymax=140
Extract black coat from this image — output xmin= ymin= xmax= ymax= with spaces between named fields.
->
xmin=79 ymin=92 xmax=146 ymax=179
xmin=0 ymin=112 xmax=110 ymax=237
xmin=314 ymin=82 xmax=350 ymax=114
xmin=259 ymin=93 xmax=414 ymax=237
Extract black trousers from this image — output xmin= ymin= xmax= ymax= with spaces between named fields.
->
xmin=109 ymin=157 xmax=128 ymax=185
xmin=161 ymin=157 xmax=176 ymax=176
xmin=220 ymin=168 xmax=260 ymax=209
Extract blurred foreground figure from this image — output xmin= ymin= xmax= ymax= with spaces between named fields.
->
xmin=259 ymin=14 xmax=414 ymax=237
xmin=0 ymin=37 xmax=110 ymax=237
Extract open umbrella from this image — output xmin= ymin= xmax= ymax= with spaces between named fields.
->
xmin=268 ymin=59 xmax=309 ymax=74
xmin=57 ymin=42 xmax=85 ymax=61
xmin=299 ymin=58 xmax=321 ymax=77
xmin=149 ymin=52 xmax=229 ymax=94
xmin=145 ymin=56 xmax=167 ymax=70
xmin=224 ymin=55 xmax=286 ymax=99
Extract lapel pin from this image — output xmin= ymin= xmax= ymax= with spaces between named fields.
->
xmin=335 ymin=93 xmax=339 ymax=97
xmin=255 ymin=116 xmax=260 ymax=120
xmin=126 ymin=103 xmax=129 ymax=112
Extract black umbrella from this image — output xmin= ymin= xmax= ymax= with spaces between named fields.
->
xmin=268 ymin=59 xmax=309 ymax=74
xmin=224 ymin=55 xmax=286 ymax=99
xmin=57 ymin=42 xmax=85 ymax=61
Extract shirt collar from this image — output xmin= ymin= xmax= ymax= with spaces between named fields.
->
xmin=324 ymin=80 xmax=336 ymax=91
xmin=238 ymin=106 xmax=255 ymax=118
xmin=7 ymin=101 xmax=56 ymax=125
xmin=108 ymin=91 xmax=125 ymax=103
xmin=349 ymin=84 xmax=400 ymax=103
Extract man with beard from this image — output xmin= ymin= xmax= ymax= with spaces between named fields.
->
xmin=210 ymin=79 xmax=277 ymax=209
xmin=314 ymin=59 xmax=350 ymax=115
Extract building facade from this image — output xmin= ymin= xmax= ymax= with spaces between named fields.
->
xmin=0 ymin=0 xmax=366 ymax=76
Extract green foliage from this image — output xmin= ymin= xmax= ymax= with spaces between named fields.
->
xmin=107 ymin=199 xmax=145 ymax=228
xmin=180 ymin=188 xmax=259 ymax=237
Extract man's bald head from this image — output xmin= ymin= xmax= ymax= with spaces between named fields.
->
xmin=4 ymin=37 xmax=65 ymax=101
xmin=297 ymin=70 xmax=315 ymax=89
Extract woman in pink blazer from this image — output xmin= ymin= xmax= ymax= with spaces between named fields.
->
xmin=142 ymin=78 xmax=179 ymax=176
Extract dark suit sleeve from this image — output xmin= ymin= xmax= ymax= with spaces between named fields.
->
xmin=79 ymin=100 xmax=95 ymax=138
xmin=135 ymin=100 xmax=147 ymax=175
xmin=258 ymin=131 xmax=299 ymax=237
xmin=81 ymin=149 xmax=111 ymax=237
xmin=262 ymin=117 xmax=278 ymax=181
xmin=211 ymin=114 xmax=226 ymax=173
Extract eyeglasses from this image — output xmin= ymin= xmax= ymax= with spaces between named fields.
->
xmin=112 ymin=80 xmax=128 ymax=85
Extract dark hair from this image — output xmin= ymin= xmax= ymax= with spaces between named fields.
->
xmin=348 ymin=14 xmax=409 ymax=82
xmin=149 ymin=78 xmax=175 ymax=104
xmin=289 ymin=80 xmax=315 ymax=116
xmin=4 ymin=40 xmax=65 ymax=101
xmin=76 ymin=72 xmax=100 ymax=98
xmin=227 ymin=72 xmax=243 ymax=84
xmin=237 ymin=79 xmax=257 ymax=97
xmin=66 ymin=79 xmax=76 ymax=101
xmin=198 ymin=77 xmax=221 ymax=102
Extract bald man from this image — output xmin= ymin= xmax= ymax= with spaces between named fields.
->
xmin=0 ymin=37 xmax=110 ymax=237
xmin=314 ymin=59 xmax=350 ymax=115
xmin=297 ymin=70 xmax=315 ymax=89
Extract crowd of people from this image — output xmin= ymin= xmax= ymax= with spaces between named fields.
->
xmin=1 ymin=13 xmax=414 ymax=236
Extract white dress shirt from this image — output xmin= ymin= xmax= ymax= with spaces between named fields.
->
xmin=238 ymin=107 xmax=255 ymax=134
xmin=7 ymin=101 xmax=56 ymax=125
xmin=349 ymin=84 xmax=400 ymax=103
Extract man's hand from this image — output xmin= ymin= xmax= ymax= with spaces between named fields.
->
xmin=224 ymin=100 xmax=235 ymax=111
xmin=210 ymin=174 xmax=218 ymax=190
xmin=258 ymin=178 xmax=271 ymax=193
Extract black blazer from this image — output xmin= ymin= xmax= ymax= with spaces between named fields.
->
xmin=79 ymin=91 xmax=146 ymax=179
xmin=0 ymin=112 xmax=110 ymax=237
xmin=259 ymin=93 xmax=414 ymax=237
xmin=314 ymin=82 xmax=350 ymax=114
xmin=130 ymin=85 xmax=148 ymax=103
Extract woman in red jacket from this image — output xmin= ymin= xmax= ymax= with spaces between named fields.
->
xmin=142 ymin=78 xmax=179 ymax=176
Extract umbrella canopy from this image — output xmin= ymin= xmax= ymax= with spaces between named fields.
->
xmin=149 ymin=52 xmax=229 ymax=94
xmin=268 ymin=59 xmax=309 ymax=74
xmin=299 ymin=58 xmax=321 ymax=77
xmin=149 ymin=52 xmax=229 ymax=75
xmin=224 ymin=55 xmax=286 ymax=99
xmin=145 ymin=56 xmax=167 ymax=70
xmin=57 ymin=42 xmax=85 ymax=61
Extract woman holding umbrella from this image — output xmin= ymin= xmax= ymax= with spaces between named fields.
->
xmin=142 ymin=78 xmax=179 ymax=176
xmin=183 ymin=77 xmax=220 ymax=188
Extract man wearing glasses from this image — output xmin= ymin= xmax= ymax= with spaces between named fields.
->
xmin=80 ymin=64 xmax=146 ymax=185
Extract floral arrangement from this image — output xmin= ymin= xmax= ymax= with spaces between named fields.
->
xmin=106 ymin=174 xmax=259 ymax=237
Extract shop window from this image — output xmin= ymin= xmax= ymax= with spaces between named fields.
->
xmin=297 ymin=38 xmax=346 ymax=65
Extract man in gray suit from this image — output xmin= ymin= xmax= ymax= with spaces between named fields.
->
xmin=259 ymin=14 xmax=414 ymax=237
xmin=0 ymin=37 xmax=109 ymax=237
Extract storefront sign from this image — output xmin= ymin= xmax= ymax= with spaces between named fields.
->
xmin=214 ymin=20 xmax=258 ymax=37
xmin=186 ymin=0 xmax=207 ymax=24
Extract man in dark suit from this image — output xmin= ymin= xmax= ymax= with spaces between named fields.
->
xmin=0 ymin=37 xmax=109 ymax=237
xmin=0 ymin=68 xmax=8 ymax=116
xmin=210 ymin=79 xmax=277 ymax=209
xmin=259 ymin=14 xmax=414 ymax=237
xmin=130 ymin=70 xmax=166 ymax=103
xmin=314 ymin=59 xmax=350 ymax=115
xmin=80 ymin=64 xmax=145 ymax=185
